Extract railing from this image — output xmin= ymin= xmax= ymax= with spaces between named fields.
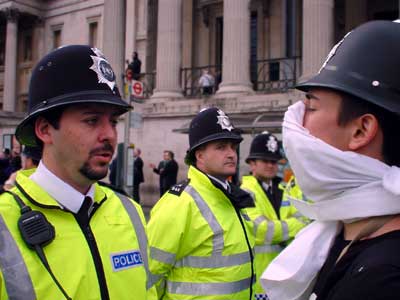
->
xmin=129 ymin=57 xmax=301 ymax=100
xmin=181 ymin=65 xmax=221 ymax=98
xmin=252 ymin=56 xmax=301 ymax=93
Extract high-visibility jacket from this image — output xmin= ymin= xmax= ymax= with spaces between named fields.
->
xmin=148 ymin=166 xmax=256 ymax=300
xmin=241 ymin=175 xmax=309 ymax=298
xmin=0 ymin=169 xmax=156 ymax=300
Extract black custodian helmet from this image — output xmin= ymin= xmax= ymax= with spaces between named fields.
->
xmin=16 ymin=45 xmax=132 ymax=146
xmin=296 ymin=20 xmax=400 ymax=114
xmin=188 ymin=107 xmax=242 ymax=153
xmin=246 ymin=132 xmax=282 ymax=163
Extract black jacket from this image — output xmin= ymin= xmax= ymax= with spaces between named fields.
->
xmin=133 ymin=156 xmax=144 ymax=185
xmin=153 ymin=159 xmax=178 ymax=194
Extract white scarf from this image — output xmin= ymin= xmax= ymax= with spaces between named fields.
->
xmin=260 ymin=101 xmax=400 ymax=300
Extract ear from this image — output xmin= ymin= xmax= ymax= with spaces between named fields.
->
xmin=348 ymin=114 xmax=379 ymax=151
xmin=195 ymin=148 xmax=204 ymax=165
xmin=34 ymin=116 xmax=54 ymax=145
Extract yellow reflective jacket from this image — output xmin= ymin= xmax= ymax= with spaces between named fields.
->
xmin=148 ymin=166 xmax=256 ymax=300
xmin=0 ymin=169 xmax=156 ymax=300
xmin=241 ymin=175 xmax=309 ymax=297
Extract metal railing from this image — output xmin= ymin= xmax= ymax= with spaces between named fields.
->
xmin=181 ymin=65 xmax=221 ymax=98
xmin=131 ymin=57 xmax=301 ymax=99
xmin=252 ymin=56 xmax=301 ymax=93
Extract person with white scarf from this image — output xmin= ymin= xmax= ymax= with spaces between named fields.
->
xmin=261 ymin=20 xmax=400 ymax=300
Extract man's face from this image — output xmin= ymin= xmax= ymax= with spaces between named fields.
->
xmin=196 ymin=140 xmax=238 ymax=178
xmin=303 ymin=88 xmax=352 ymax=150
xmin=249 ymin=159 xmax=279 ymax=182
xmin=43 ymin=104 xmax=121 ymax=188
xmin=163 ymin=151 xmax=170 ymax=161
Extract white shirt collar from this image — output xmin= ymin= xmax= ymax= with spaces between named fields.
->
xmin=261 ymin=180 xmax=272 ymax=191
xmin=207 ymin=174 xmax=230 ymax=192
xmin=29 ymin=161 xmax=95 ymax=213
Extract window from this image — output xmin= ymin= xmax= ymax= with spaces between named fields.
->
xmin=53 ymin=29 xmax=61 ymax=49
xmin=89 ymin=22 xmax=98 ymax=47
xmin=23 ymin=33 xmax=32 ymax=61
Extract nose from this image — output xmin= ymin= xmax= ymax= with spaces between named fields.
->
xmin=98 ymin=119 xmax=117 ymax=144
xmin=227 ymin=144 xmax=237 ymax=157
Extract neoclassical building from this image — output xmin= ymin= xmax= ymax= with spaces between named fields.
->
xmin=0 ymin=0 xmax=398 ymax=203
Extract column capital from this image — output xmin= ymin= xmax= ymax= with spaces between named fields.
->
xmin=3 ymin=8 xmax=20 ymax=23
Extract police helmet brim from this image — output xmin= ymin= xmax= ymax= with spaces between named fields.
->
xmin=16 ymin=93 xmax=132 ymax=146
xmin=189 ymin=131 xmax=243 ymax=154
xmin=245 ymin=153 xmax=282 ymax=164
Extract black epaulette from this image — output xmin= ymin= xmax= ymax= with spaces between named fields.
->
xmin=168 ymin=179 xmax=190 ymax=196
xmin=98 ymin=181 xmax=130 ymax=197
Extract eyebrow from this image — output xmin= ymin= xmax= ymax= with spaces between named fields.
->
xmin=305 ymin=92 xmax=320 ymax=100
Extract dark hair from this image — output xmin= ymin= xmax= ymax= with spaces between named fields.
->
xmin=338 ymin=91 xmax=400 ymax=166
xmin=33 ymin=106 xmax=66 ymax=148
xmin=164 ymin=150 xmax=174 ymax=159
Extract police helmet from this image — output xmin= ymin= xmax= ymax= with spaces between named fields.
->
xmin=246 ymin=132 xmax=282 ymax=163
xmin=296 ymin=20 xmax=400 ymax=114
xmin=188 ymin=107 xmax=242 ymax=153
xmin=16 ymin=45 xmax=132 ymax=146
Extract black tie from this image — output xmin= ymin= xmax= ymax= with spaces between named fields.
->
xmin=76 ymin=196 xmax=92 ymax=226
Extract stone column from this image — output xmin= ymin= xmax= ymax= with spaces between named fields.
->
xmin=102 ymin=0 xmax=126 ymax=93
xmin=152 ymin=0 xmax=183 ymax=99
xmin=3 ymin=8 xmax=19 ymax=112
xmin=125 ymin=0 xmax=137 ymax=64
xmin=217 ymin=0 xmax=253 ymax=96
xmin=301 ymin=0 xmax=334 ymax=80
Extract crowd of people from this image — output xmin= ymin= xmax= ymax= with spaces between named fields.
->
xmin=0 ymin=20 xmax=398 ymax=300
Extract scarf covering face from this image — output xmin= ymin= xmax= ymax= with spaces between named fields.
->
xmin=260 ymin=101 xmax=400 ymax=300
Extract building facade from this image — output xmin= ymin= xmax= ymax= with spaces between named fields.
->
xmin=0 ymin=0 xmax=398 ymax=204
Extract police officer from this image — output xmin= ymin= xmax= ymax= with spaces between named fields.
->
xmin=241 ymin=132 xmax=308 ymax=299
xmin=148 ymin=107 xmax=256 ymax=299
xmin=262 ymin=21 xmax=400 ymax=300
xmin=0 ymin=45 xmax=155 ymax=299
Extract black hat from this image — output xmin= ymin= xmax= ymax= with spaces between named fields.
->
xmin=296 ymin=20 xmax=400 ymax=114
xmin=188 ymin=107 xmax=242 ymax=153
xmin=22 ymin=146 xmax=42 ymax=161
xmin=16 ymin=45 xmax=132 ymax=146
xmin=246 ymin=132 xmax=282 ymax=163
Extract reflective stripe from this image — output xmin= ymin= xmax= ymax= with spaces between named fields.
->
xmin=254 ymin=244 xmax=283 ymax=254
xmin=0 ymin=214 xmax=36 ymax=299
xmin=148 ymin=272 xmax=163 ymax=289
xmin=179 ymin=185 xmax=252 ymax=269
xmin=175 ymin=251 xmax=251 ymax=268
xmin=151 ymin=247 xmax=176 ymax=265
xmin=118 ymin=194 xmax=151 ymax=288
xmin=167 ymin=276 xmax=253 ymax=295
xmin=185 ymin=185 xmax=224 ymax=253
xmin=253 ymin=215 xmax=266 ymax=236
xmin=292 ymin=212 xmax=303 ymax=218
xmin=281 ymin=220 xmax=289 ymax=241
xmin=265 ymin=220 xmax=275 ymax=244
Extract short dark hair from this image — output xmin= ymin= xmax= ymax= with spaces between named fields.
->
xmin=337 ymin=91 xmax=400 ymax=166
xmin=34 ymin=106 xmax=66 ymax=148
xmin=164 ymin=150 xmax=174 ymax=159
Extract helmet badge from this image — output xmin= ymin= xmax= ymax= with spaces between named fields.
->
xmin=90 ymin=47 xmax=116 ymax=91
xmin=216 ymin=109 xmax=233 ymax=131
xmin=266 ymin=135 xmax=278 ymax=153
